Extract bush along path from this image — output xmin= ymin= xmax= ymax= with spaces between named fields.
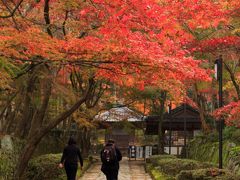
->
xmin=146 ymin=155 xmax=239 ymax=180
xmin=25 ymin=154 xmax=93 ymax=180
xmin=79 ymin=157 xmax=152 ymax=180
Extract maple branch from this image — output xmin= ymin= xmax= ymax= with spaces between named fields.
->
xmin=223 ymin=62 xmax=240 ymax=99
xmin=1 ymin=53 xmax=150 ymax=74
xmin=44 ymin=0 xmax=53 ymax=37
xmin=73 ymin=61 xmax=136 ymax=71
xmin=85 ymin=80 xmax=106 ymax=108
xmin=89 ymin=0 xmax=98 ymax=9
xmin=63 ymin=57 xmax=150 ymax=66
xmin=62 ymin=10 xmax=69 ymax=36
xmin=70 ymin=70 xmax=85 ymax=93
xmin=113 ymin=101 xmax=137 ymax=109
xmin=230 ymin=7 xmax=240 ymax=17
xmin=182 ymin=23 xmax=199 ymax=40
xmin=0 ymin=0 xmax=20 ymax=30
xmin=0 ymin=53 xmax=151 ymax=76
xmin=74 ymin=62 xmax=122 ymax=74
xmin=12 ymin=1 xmax=58 ymax=29
xmin=13 ymin=62 xmax=43 ymax=79
xmin=0 ymin=0 xmax=24 ymax=18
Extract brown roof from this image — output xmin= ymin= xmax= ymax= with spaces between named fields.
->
xmin=145 ymin=104 xmax=201 ymax=135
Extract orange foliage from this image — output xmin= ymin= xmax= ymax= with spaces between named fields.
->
xmin=0 ymin=0 xmax=239 ymax=94
xmin=213 ymin=101 xmax=240 ymax=127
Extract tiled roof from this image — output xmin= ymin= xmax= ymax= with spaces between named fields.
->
xmin=95 ymin=107 xmax=144 ymax=122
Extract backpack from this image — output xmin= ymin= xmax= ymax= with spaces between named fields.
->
xmin=102 ymin=144 xmax=117 ymax=163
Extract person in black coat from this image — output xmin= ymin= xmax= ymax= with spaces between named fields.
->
xmin=59 ymin=137 xmax=83 ymax=180
xmin=100 ymin=139 xmax=122 ymax=180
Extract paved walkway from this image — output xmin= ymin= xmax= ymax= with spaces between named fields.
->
xmin=79 ymin=158 xmax=152 ymax=180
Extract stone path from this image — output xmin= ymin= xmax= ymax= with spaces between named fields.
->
xmin=79 ymin=158 xmax=152 ymax=180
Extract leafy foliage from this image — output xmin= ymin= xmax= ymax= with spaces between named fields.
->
xmin=177 ymin=168 xmax=237 ymax=180
xmin=0 ymin=137 xmax=25 ymax=179
xmin=1 ymin=0 xmax=240 ymax=177
xmin=26 ymin=154 xmax=92 ymax=180
xmin=146 ymin=156 xmax=213 ymax=176
xmin=26 ymin=154 xmax=66 ymax=180
xmin=0 ymin=57 xmax=20 ymax=90
xmin=213 ymin=101 xmax=240 ymax=127
xmin=146 ymin=155 xmax=216 ymax=179
xmin=1 ymin=0 xmax=228 ymax=91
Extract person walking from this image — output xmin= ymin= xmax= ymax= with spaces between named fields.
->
xmin=100 ymin=139 xmax=122 ymax=180
xmin=59 ymin=137 xmax=83 ymax=180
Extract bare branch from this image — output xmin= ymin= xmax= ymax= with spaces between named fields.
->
xmin=62 ymin=10 xmax=69 ymax=36
xmin=44 ymin=0 xmax=53 ymax=37
xmin=0 ymin=0 xmax=24 ymax=18
xmin=224 ymin=61 xmax=240 ymax=99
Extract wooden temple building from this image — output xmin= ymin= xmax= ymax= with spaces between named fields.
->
xmin=145 ymin=104 xmax=202 ymax=156
xmin=96 ymin=104 xmax=202 ymax=157
xmin=95 ymin=106 xmax=144 ymax=155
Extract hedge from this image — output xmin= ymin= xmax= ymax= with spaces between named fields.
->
xmin=0 ymin=150 xmax=16 ymax=179
xmin=177 ymin=168 xmax=237 ymax=180
xmin=0 ymin=137 xmax=24 ymax=180
xmin=146 ymin=164 xmax=175 ymax=180
xmin=146 ymin=155 xmax=239 ymax=180
xmin=25 ymin=153 xmax=93 ymax=180
xmin=147 ymin=156 xmax=214 ymax=176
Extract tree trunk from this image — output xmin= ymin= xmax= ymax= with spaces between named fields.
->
xmin=14 ymin=81 xmax=93 ymax=179
xmin=5 ymin=106 xmax=16 ymax=133
xmin=158 ymin=91 xmax=166 ymax=154
xmin=0 ymin=92 xmax=17 ymax=132
xmin=15 ymin=74 xmax=37 ymax=138
xmin=28 ymin=77 xmax=52 ymax=138
xmin=79 ymin=128 xmax=91 ymax=157
xmin=14 ymin=135 xmax=40 ymax=180
xmin=193 ymin=84 xmax=210 ymax=132
xmin=5 ymin=97 xmax=23 ymax=134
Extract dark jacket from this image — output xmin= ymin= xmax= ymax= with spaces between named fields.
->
xmin=60 ymin=144 xmax=83 ymax=166
xmin=100 ymin=143 xmax=122 ymax=173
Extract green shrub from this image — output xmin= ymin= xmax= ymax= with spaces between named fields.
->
xmin=146 ymin=155 xmax=239 ymax=179
xmin=176 ymin=168 xmax=238 ymax=180
xmin=0 ymin=150 xmax=15 ymax=179
xmin=26 ymin=153 xmax=93 ymax=180
xmin=146 ymin=155 xmax=215 ymax=179
xmin=0 ymin=137 xmax=25 ymax=179
xmin=146 ymin=155 xmax=176 ymax=165
xmin=153 ymin=158 xmax=214 ymax=176
xmin=231 ymin=130 xmax=240 ymax=144
xmin=149 ymin=155 xmax=177 ymax=160
xmin=207 ymin=131 xmax=219 ymax=142
xmin=229 ymin=146 xmax=240 ymax=157
xmin=146 ymin=164 xmax=174 ymax=180
xmin=26 ymin=154 xmax=66 ymax=180
xmin=227 ymin=146 xmax=240 ymax=176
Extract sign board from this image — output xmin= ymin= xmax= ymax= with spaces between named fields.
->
xmin=128 ymin=145 xmax=136 ymax=158
xmin=145 ymin=146 xmax=152 ymax=158
xmin=136 ymin=146 xmax=144 ymax=158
